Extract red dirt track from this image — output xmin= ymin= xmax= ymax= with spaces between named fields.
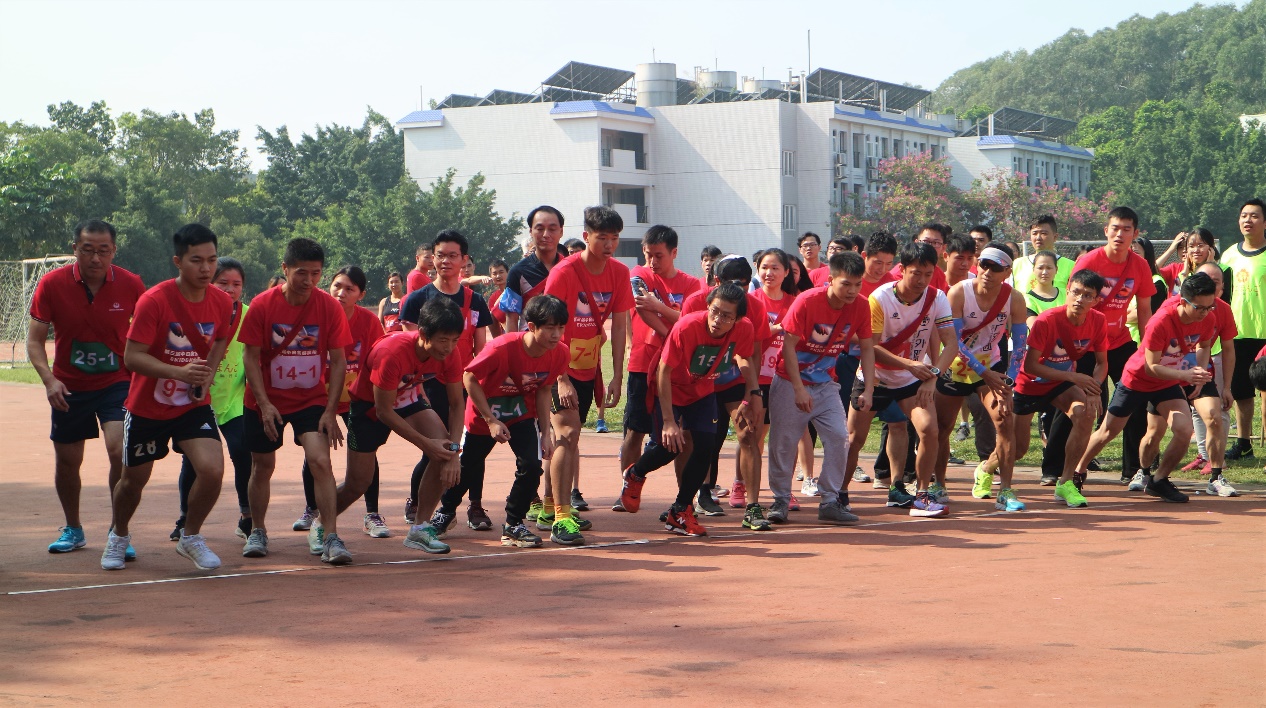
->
xmin=1 ymin=381 xmax=1263 ymax=705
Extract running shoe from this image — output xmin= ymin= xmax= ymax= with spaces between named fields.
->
xmin=795 ymin=467 xmax=806 ymax=481
xmin=948 ymin=456 xmax=966 ymax=465
xmin=995 ymin=489 xmax=1026 ymax=512
xmin=788 ymin=494 xmax=801 ymax=511
xmin=1039 ymin=475 xmax=1059 ymax=487
xmin=1054 ymin=479 xmax=1088 ymax=508
xmin=665 ymin=506 xmax=707 ymax=537
xmin=48 ymin=525 xmax=86 ymax=553
xmin=767 ymin=499 xmax=790 ymax=524
xmin=501 ymin=523 xmax=543 ymax=548
xmin=1181 ymin=455 xmax=1209 ymax=473
xmin=729 ymin=480 xmax=747 ymax=508
xmin=1145 ymin=477 xmax=1189 ymax=503
xmin=570 ymin=489 xmax=590 ymax=512
xmin=1226 ymin=440 xmax=1254 ymax=461
xmin=429 ymin=510 xmax=456 ymax=538
xmin=910 ymin=491 xmax=947 ymax=517
xmin=101 ymin=531 xmax=130 ymax=570
xmin=1200 ymin=461 xmax=1213 ymax=476
xmin=695 ymin=494 xmax=726 ymax=517
xmin=107 ymin=527 xmax=136 ymax=561
xmin=403 ymin=498 xmax=417 ymax=525
xmin=1207 ymin=476 xmax=1240 ymax=497
xmin=321 ymin=534 xmax=353 ymax=565
xmin=570 ymin=513 xmax=593 ymax=531
xmin=839 ymin=490 xmax=852 ymax=513
xmin=1073 ymin=470 xmax=1087 ymax=492
xmin=902 ymin=470 xmax=917 ymax=485
xmin=972 ymin=463 xmax=993 ymax=499
xmin=236 ymin=516 xmax=252 ymax=540
xmin=363 ymin=513 xmax=391 ymax=538
xmin=800 ymin=477 xmax=820 ymax=497
xmin=1087 ymin=458 xmax=1103 ymax=471
xmin=613 ymin=466 xmax=646 ymax=513
xmin=534 ymin=508 xmax=555 ymax=531
xmin=307 ymin=522 xmax=325 ymax=555
xmin=176 ymin=533 xmax=222 ymax=570
xmin=886 ymin=484 xmax=915 ymax=508
xmin=854 ymin=466 xmax=872 ymax=484
xmin=550 ymin=516 xmax=585 ymax=546
xmin=170 ymin=517 xmax=185 ymax=542
xmin=526 ymin=499 xmax=543 ymax=521
xmin=713 ymin=484 xmax=729 ymax=499
xmin=467 ymin=505 xmax=493 ymax=531
xmin=743 ymin=504 xmax=772 ymax=531
xmin=954 ymin=421 xmax=971 ymax=442
xmin=1127 ymin=471 xmax=1148 ymax=492
xmin=403 ymin=524 xmax=451 ymax=554
xmin=242 ymin=529 xmax=269 ymax=557
xmin=817 ymin=501 xmax=859 ymax=524
xmin=292 ymin=507 xmax=318 ymax=531
xmin=927 ymin=482 xmax=950 ymax=505
xmin=595 ymin=419 xmax=609 ymax=433
xmin=872 ymin=474 xmax=888 ymax=490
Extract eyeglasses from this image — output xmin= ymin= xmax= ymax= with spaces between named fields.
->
xmin=919 ymin=239 xmax=944 ymax=248
xmin=1068 ymin=289 xmax=1099 ymax=302
xmin=799 ymin=242 xmax=820 ymax=250
xmin=1182 ymin=298 xmax=1216 ymax=313
xmin=77 ymin=248 xmax=114 ymax=258
xmin=433 ymin=252 xmax=463 ymax=262
xmin=707 ymin=307 xmax=737 ymax=323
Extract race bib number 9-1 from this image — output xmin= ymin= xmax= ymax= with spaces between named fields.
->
xmin=71 ymin=340 xmax=120 ymax=374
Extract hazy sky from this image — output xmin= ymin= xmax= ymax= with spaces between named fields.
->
xmin=3 ymin=0 xmax=1207 ymax=168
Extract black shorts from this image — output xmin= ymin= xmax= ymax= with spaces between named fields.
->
xmin=652 ymin=393 xmax=719 ymax=436
xmin=1013 ymin=382 xmax=1074 ymax=417
xmin=551 ymin=377 xmax=596 ymax=421
xmin=1231 ymin=338 xmax=1265 ymax=401
xmin=123 ymin=405 xmax=220 ymax=467
xmin=1107 ymin=383 xmax=1185 ymax=418
xmin=623 ymin=372 xmax=653 ymax=433
xmin=347 ymin=398 xmax=432 ymax=453
xmin=244 ymin=405 xmax=324 ymax=453
xmin=854 ymin=379 xmax=921 ymax=412
xmin=935 ymin=362 xmax=1007 ymax=397
xmin=50 ymin=380 xmax=128 ymax=444
xmin=1182 ymin=380 xmax=1219 ymax=402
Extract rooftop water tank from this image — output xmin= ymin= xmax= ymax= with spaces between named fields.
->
xmin=636 ymin=62 xmax=677 ymax=107
xmin=698 ymin=70 xmax=738 ymax=91
xmin=743 ymin=78 xmax=782 ymax=94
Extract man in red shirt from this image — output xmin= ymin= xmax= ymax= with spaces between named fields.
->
xmin=406 ymin=244 xmax=434 ymax=294
xmin=889 ymin=224 xmax=951 ymax=293
xmin=239 ymin=238 xmax=353 ymax=564
xmin=103 ymin=224 xmax=233 ymax=571
xmin=28 ymin=220 xmax=146 ymax=555
xmin=1073 ymin=272 xmax=1219 ymax=504
xmin=615 ymin=283 xmax=758 ymax=536
xmin=797 ymin=232 xmax=823 ymax=275
xmin=334 ymin=298 xmax=464 ymax=555
xmin=620 ymin=225 xmax=700 ymax=503
xmin=810 ymin=236 xmax=852 ymax=287
xmin=541 ymin=206 xmax=634 ymax=545
xmin=1185 ymin=263 xmax=1238 ymax=496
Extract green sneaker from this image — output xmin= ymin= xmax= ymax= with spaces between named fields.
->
xmin=570 ymin=512 xmax=593 ymax=531
xmin=403 ymin=524 xmax=451 ymax=554
xmin=995 ymin=488 xmax=1026 ymax=512
xmin=534 ymin=508 xmax=556 ymax=531
xmin=526 ymin=500 xmax=543 ymax=521
xmin=972 ymin=463 xmax=993 ymax=499
xmin=1054 ymin=479 xmax=1088 ymax=508
xmin=550 ymin=516 xmax=585 ymax=546
xmin=742 ymin=504 xmax=772 ymax=531
xmin=886 ymin=484 xmax=915 ymax=508
xmin=927 ymin=482 xmax=950 ymax=504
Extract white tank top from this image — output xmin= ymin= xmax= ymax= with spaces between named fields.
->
xmin=949 ymin=283 xmax=1010 ymax=383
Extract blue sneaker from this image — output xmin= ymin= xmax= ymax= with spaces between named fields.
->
xmin=48 ymin=526 xmax=86 ymax=553
xmin=995 ymin=489 xmax=1026 ymax=512
xmin=594 ymin=419 xmax=609 ymax=433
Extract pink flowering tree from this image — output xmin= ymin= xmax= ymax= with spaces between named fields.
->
xmin=835 ymin=152 xmax=965 ymax=237
xmin=963 ymin=168 xmax=1117 ymax=243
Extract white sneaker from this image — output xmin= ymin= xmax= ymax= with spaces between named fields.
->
xmin=308 ymin=521 xmax=325 ymax=555
xmin=853 ymin=466 xmax=872 ymax=483
xmin=363 ymin=513 xmax=392 ymax=538
xmin=800 ymin=477 xmax=821 ymax=496
xmin=175 ymin=533 xmax=222 ymax=570
xmin=795 ymin=467 xmax=806 ymax=481
xmin=101 ymin=531 xmax=130 ymax=570
xmin=1207 ymin=476 xmax=1240 ymax=497
xmin=872 ymin=476 xmax=887 ymax=490
xmin=1127 ymin=471 xmax=1147 ymax=492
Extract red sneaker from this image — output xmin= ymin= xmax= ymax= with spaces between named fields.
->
xmin=1182 ymin=455 xmax=1208 ymax=473
xmin=614 ymin=467 xmax=645 ymax=513
xmin=665 ymin=506 xmax=707 ymax=537
xmin=788 ymin=494 xmax=801 ymax=511
xmin=1200 ymin=461 xmax=1213 ymax=476
xmin=729 ymin=480 xmax=747 ymax=508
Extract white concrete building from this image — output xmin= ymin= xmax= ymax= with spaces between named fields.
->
xmin=398 ymin=61 xmax=1092 ymax=263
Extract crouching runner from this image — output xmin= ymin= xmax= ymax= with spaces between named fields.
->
xmin=615 ymin=283 xmax=758 ymax=536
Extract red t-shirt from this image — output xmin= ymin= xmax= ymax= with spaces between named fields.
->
xmin=809 ymin=265 xmax=831 ymax=288
xmin=681 ymin=289 xmax=770 ymax=391
xmin=1121 ymin=299 xmax=1218 ymax=392
xmin=334 ymin=306 xmax=385 ymax=413
xmin=629 ymin=266 xmax=702 ymax=374
xmin=1015 ymin=307 xmax=1108 ymax=396
xmin=1070 ymin=248 xmax=1157 ymax=349
xmin=1159 ymin=262 xmax=1182 ymax=295
xmin=659 ymin=311 xmax=755 ymax=405
xmin=351 ymin=331 xmax=462 ymax=420
xmin=889 ymin=264 xmax=949 ymax=293
xmin=776 ymin=287 xmax=872 ymax=384
xmin=750 ymin=288 xmax=792 ymax=384
xmin=463 ymin=331 xmax=569 ymax=435
xmin=406 ymin=269 xmax=431 ymax=294
xmin=543 ymin=254 xmax=634 ymax=381
xmin=488 ymin=288 xmax=507 ymax=325
xmin=859 ymin=272 xmax=898 ymax=298
xmin=124 ymin=280 xmax=233 ymax=420
xmin=238 ymin=287 xmax=352 ymax=415
xmin=29 ymin=263 xmax=146 ymax=392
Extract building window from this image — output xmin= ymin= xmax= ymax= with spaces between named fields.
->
xmin=782 ymin=150 xmax=795 ymax=176
xmin=782 ymin=204 xmax=797 ymax=231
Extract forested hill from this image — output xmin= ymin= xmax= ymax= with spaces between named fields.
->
xmin=930 ymin=1 xmax=1266 ymax=121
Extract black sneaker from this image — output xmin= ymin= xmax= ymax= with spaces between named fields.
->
xmin=1226 ymin=441 xmax=1255 ymax=461
xmin=501 ymin=522 xmax=542 ymax=548
xmin=902 ymin=470 xmax=917 ymax=485
xmin=1087 ymin=458 xmax=1103 ymax=472
xmin=1146 ymin=477 xmax=1189 ymax=503
xmin=948 ymin=456 xmax=965 ymax=465
xmin=695 ymin=494 xmax=726 ymax=517
xmin=169 ymin=517 xmax=185 ymax=542
xmin=236 ymin=516 xmax=252 ymax=540
xmin=1039 ymin=475 xmax=1058 ymax=486
xmin=467 ymin=505 xmax=493 ymax=531
xmin=429 ymin=510 xmax=456 ymax=537
xmin=570 ymin=489 xmax=590 ymax=512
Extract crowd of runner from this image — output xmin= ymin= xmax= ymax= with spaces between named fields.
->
xmin=26 ymin=199 xmax=1266 ymax=571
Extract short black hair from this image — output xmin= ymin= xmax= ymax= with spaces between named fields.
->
xmin=416 ymin=297 xmax=464 ymax=338
xmin=333 ymin=265 xmax=367 ymax=292
xmin=846 ymin=235 xmax=865 ymax=252
xmin=563 ymin=238 xmax=585 ymax=252
xmin=970 ymin=224 xmax=994 ymax=240
xmin=946 ymin=234 xmax=976 ymax=256
xmin=995 ymin=242 xmax=1017 ymax=259
xmin=173 ymin=223 xmax=218 ymax=258
xmin=284 ymin=237 xmax=325 ymax=266
xmin=1107 ymin=206 xmax=1139 ymax=228
xmin=918 ymin=223 xmax=950 ymax=240
xmin=700 ymin=245 xmax=722 ymax=260
xmin=642 ymin=224 xmax=678 ymax=250
xmin=829 ymin=236 xmax=851 ymax=249
xmin=898 ymin=242 xmax=939 ymax=268
xmin=797 ymin=232 xmax=821 ymax=247
xmin=1249 ymin=354 xmax=1266 ymax=392
xmin=865 ymin=231 xmax=898 ymax=256
xmin=1030 ymin=215 xmax=1057 ymax=232
xmin=1180 ymin=272 xmax=1217 ymax=300
xmin=1033 ymin=250 xmax=1059 ymax=267
xmin=215 ymin=256 xmax=245 ymax=282
xmin=527 ymin=205 xmax=565 ymax=229
xmin=1069 ymin=268 xmax=1105 ymax=293
xmin=714 ymin=255 xmax=753 ymax=285
xmin=1241 ymin=198 xmax=1265 ymax=215
xmin=74 ymin=219 xmax=117 ymax=243
xmin=416 ymin=243 xmax=433 ymax=256
xmin=489 ymin=259 xmax=508 ymax=271
xmin=829 ymin=251 xmax=865 ymax=278
xmin=388 ymin=271 xmax=403 ymax=281
xmin=524 ymin=294 xmax=568 ymax=327
xmin=583 ymin=205 xmax=623 ymax=234
xmin=706 ymin=282 xmax=748 ymax=319
xmin=433 ymin=229 xmax=469 ymax=255
xmin=787 ymin=254 xmax=813 ymax=292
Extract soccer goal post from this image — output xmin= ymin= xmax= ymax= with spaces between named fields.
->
xmin=0 ymin=256 xmax=74 ymax=366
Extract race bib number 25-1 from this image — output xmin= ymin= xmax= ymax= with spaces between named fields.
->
xmin=71 ymin=340 xmax=120 ymax=374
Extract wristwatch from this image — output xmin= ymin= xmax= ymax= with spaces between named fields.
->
xmin=444 ymin=441 xmax=461 ymax=452
xmin=748 ymin=389 xmax=761 ymax=398
xmin=1002 ymin=375 xmax=1016 ymax=387
xmin=928 ymin=366 xmax=941 ymax=377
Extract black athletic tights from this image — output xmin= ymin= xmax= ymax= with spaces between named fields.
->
xmin=634 ymin=429 xmax=718 ymax=509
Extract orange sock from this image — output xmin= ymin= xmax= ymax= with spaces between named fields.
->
xmin=555 ymin=504 xmax=572 ymax=520
xmin=542 ymin=497 xmax=555 ymax=516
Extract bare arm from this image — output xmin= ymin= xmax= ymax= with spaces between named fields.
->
xmin=372 ymin=384 xmax=455 ymax=461
xmin=27 ymin=319 xmax=68 ymax=411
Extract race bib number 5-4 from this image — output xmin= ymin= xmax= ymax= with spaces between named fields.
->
xmin=569 ymin=334 xmax=602 ymax=370
xmin=71 ymin=340 xmax=120 ymax=374
xmin=271 ymin=354 xmax=321 ymax=390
